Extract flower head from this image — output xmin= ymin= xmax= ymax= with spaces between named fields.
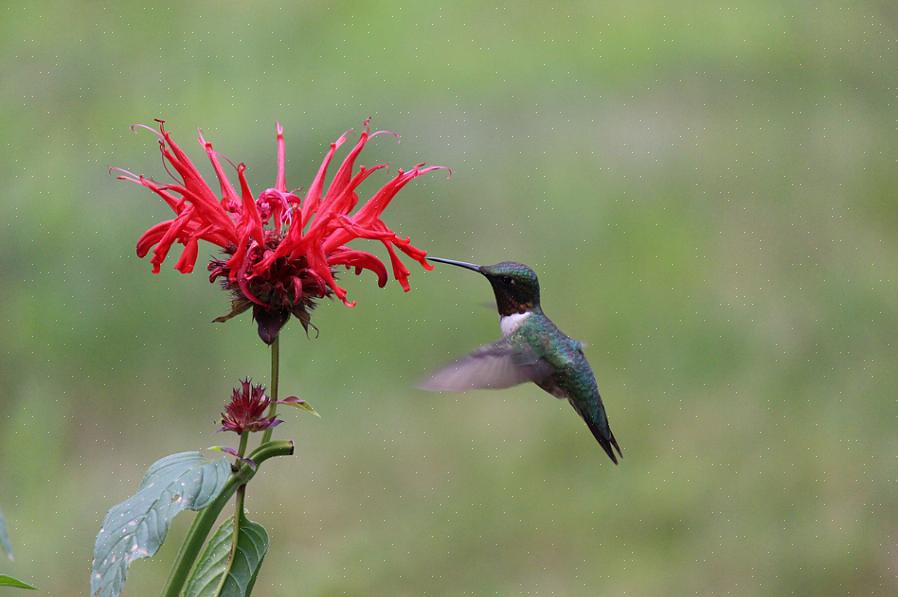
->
xmin=220 ymin=379 xmax=280 ymax=435
xmin=115 ymin=119 xmax=447 ymax=343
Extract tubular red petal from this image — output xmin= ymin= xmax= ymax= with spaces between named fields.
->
xmin=156 ymin=125 xmax=236 ymax=236
xmin=335 ymin=216 xmax=396 ymax=241
xmin=238 ymin=268 xmax=264 ymax=306
xmin=323 ymin=128 xmax=370 ymax=206
xmin=198 ymin=129 xmax=241 ymax=210
xmin=158 ymin=127 xmax=218 ymax=205
xmin=392 ymin=236 xmax=434 ymax=270
xmin=328 ymin=247 xmax=389 ymax=287
xmin=306 ymin=244 xmax=351 ymax=305
xmin=236 ymin=163 xmax=264 ymax=245
xmin=277 ymin=195 xmax=306 ymax=256
xmin=276 ymin=122 xmax=287 ymax=192
xmin=300 ymin=132 xmax=348 ymax=228
xmin=358 ymin=164 xmax=448 ymax=223
xmin=349 ymin=172 xmax=412 ymax=229
xmin=203 ymin=229 xmax=235 ymax=247
xmin=150 ymin=210 xmax=194 ymax=273
xmin=381 ymin=240 xmax=412 ymax=291
xmin=118 ymin=173 xmax=184 ymax=212
xmin=136 ymin=220 xmax=174 ymax=258
xmin=291 ymin=277 xmax=303 ymax=304
xmin=234 ymin=241 xmax=266 ymax=306
xmin=258 ymin=188 xmax=290 ymax=234
xmin=313 ymin=167 xmax=393 ymax=251
xmin=225 ymin=231 xmax=251 ymax=282
xmin=324 ymin=163 xmax=388 ymax=218
xmin=175 ymin=236 xmax=200 ymax=273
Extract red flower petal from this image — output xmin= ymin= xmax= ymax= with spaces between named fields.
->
xmin=328 ymin=247 xmax=389 ymax=287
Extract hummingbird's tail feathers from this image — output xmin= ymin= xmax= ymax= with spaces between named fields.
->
xmin=590 ymin=423 xmax=621 ymax=465
xmin=568 ymin=398 xmax=622 ymax=465
xmin=605 ymin=429 xmax=623 ymax=463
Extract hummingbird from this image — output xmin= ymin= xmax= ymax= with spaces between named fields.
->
xmin=421 ymin=258 xmax=622 ymax=464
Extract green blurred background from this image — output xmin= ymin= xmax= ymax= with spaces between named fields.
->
xmin=2 ymin=1 xmax=897 ymax=595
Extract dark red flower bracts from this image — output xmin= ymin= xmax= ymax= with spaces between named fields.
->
xmin=220 ymin=379 xmax=280 ymax=435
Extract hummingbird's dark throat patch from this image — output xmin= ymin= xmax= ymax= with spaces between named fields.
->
xmin=490 ymin=284 xmax=536 ymax=316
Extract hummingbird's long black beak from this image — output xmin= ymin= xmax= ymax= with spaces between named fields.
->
xmin=427 ymin=256 xmax=482 ymax=273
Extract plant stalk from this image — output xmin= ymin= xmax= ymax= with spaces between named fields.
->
xmin=261 ymin=336 xmax=280 ymax=445
xmin=160 ymin=440 xmax=294 ymax=597
xmin=227 ymin=431 xmax=250 ymax=568
xmin=236 ymin=431 xmax=249 ymax=460
xmin=227 ymin=484 xmax=247 ymax=565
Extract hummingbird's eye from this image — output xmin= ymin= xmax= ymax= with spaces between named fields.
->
xmin=507 ymin=277 xmax=515 ymax=285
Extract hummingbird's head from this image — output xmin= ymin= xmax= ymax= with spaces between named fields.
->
xmin=427 ymin=258 xmax=541 ymax=316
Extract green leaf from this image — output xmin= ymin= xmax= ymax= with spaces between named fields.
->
xmin=184 ymin=514 xmax=269 ymax=597
xmin=0 ymin=575 xmax=35 ymax=590
xmin=278 ymin=396 xmax=320 ymax=418
xmin=91 ymin=452 xmax=232 ymax=597
xmin=0 ymin=508 xmax=12 ymax=561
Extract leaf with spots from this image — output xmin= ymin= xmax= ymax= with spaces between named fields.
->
xmin=90 ymin=451 xmax=232 ymax=597
xmin=0 ymin=575 xmax=35 ymax=590
xmin=0 ymin=507 xmax=12 ymax=560
xmin=184 ymin=514 xmax=269 ymax=597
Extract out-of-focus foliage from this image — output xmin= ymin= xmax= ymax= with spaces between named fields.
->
xmin=1 ymin=1 xmax=896 ymax=595
xmin=0 ymin=508 xmax=12 ymax=560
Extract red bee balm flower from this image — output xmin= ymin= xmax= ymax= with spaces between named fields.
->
xmin=115 ymin=119 xmax=447 ymax=343
xmin=220 ymin=379 xmax=280 ymax=434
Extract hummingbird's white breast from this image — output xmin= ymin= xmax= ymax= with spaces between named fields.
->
xmin=499 ymin=311 xmax=532 ymax=337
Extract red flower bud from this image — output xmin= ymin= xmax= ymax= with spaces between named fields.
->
xmin=219 ymin=379 xmax=280 ymax=435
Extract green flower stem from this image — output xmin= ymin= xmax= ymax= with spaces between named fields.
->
xmin=261 ymin=336 xmax=280 ymax=445
xmin=227 ymin=431 xmax=250 ymax=573
xmin=236 ymin=431 xmax=249 ymax=459
xmin=161 ymin=440 xmax=294 ymax=597
xmin=228 ymin=483 xmax=247 ymax=566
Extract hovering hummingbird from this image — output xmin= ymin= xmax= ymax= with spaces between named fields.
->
xmin=422 ymin=258 xmax=622 ymax=464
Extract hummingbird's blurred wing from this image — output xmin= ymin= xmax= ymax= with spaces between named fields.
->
xmin=420 ymin=339 xmax=552 ymax=392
